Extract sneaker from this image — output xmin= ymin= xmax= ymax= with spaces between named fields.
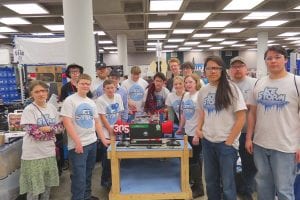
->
xmin=90 ymin=196 xmax=99 ymax=200
xmin=242 ymin=193 xmax=253 ymax=200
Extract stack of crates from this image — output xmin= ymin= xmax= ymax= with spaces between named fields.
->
xmin=0 ymin=67 xmax=20 ymax=104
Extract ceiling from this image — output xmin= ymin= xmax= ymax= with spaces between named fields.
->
xmin=0 ymin=0 xmax=300 ymax=53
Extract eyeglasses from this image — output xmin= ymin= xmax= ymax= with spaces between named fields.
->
xmin=205 ymin=66 xmax=223 ymax=72
xmin=78 ymin=82 xmax=91 ymax=86
xmin=230 ymin=64 xmax=245 ymax=69
xmin=265 ymin=55 xmax=284 ymax=61
xmin=32 ymin=89 xmax=48 ymax=94
xmin=70 ymin=70 xmax=80 ymax=74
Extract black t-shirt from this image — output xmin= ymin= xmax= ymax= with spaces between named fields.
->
xmin=59 ymin=82 xmax=93 ymax=102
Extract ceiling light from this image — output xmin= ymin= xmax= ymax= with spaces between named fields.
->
xmin=0 ymin=17 xmax=31 ymax=25
xmin=294 ymin=6 xmax=300 ymax=9
xmin=0 ymin=26 xmax=17 ymax=33
xmin=0 ymin=34 xmax=8 ymax=39
xmin=223 ymin=0 xmax=264 ymax=10
xmin=168 ymin=38 xmax=185 ymax=42
xmin=103 ymin=47 xmax=118 ymax=50
xmin=173 ymin=29 xmax=194 ymax=34
xmin=164 ymin=45 xmax=178 ymax=48
xmin=267 ymin=43 xmax=280 ymax=46
xmin=191 ymin=49 xmax=203 ymax=52
xmin=150 ymin=0 xmax=183 ymax=11
xmin=147 ymin=42 xmax=162 ymax=46
xmin=147 ymin=48 xmax=156 ymax=51
xmin=162 ymin=50 xmax=174 ymax=52
xmin=4 ymin=3 xmax=49 ymax=14
xmin=198 ymin=45 xmax=212 ymax=48
xmin=278 ymin=32 xmax=300 ymax=37
xmin=232 ymin=44 xmax=246 ymax=47
xmin=178 ymin=47 xmax=192 ymax=51
xmin=258 ymin=20 xmax=288 ymax=27
xmin=98 ymin=40 xmax=113 ymax=44
xmin=43 ymin=25 xmax=64 ymax=31
xmin=192 ymin=33 xmax=212 ymax=38
xmin=31 ymin=33 xmax=54 ymax=36
xmin=184 ymin=42 xmax=200 ymax=46
xmin=209 ymin=47 xmax=224 ymax=50
xmin=221 ymin=28 xmax=245 ymax=33
xmin=98 ymin=49 xmax=104 ymax=52
xmin=181 ymin=12 xmax=211 ymax=20
xmin=204 ymin=21 xmax=231 ymax=28
xmin=94 ymin=31 xmax=106 ymax=35
xmin=243 ymin=12 xmax=277 ymax=20
xmin=267 ymin=40 xmax=275 ymax=43
xmin=207 ymin=38 xmax=225 ymax=42
xmin=220 ymin=41 xmax=238 ymax=45
xmin=109 ymin=51 xmax=118 ymax=54
xmin=246 ymin=38 xmax=257 ymax=41
xmin=149 ymin=21 xmax=172 ymax=28
xmin=290 ymin=40 xmax=300 ymax=44
xmin=148 ymin=34 xmax=166 ymax=39
xmin=284 ymin=37 xmax=300 ymax=40
xmin=248 ymin=48 xmax=257 ymax=51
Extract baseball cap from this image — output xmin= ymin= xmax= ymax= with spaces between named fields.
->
xmin=95 ymin=62 xmax=107 ymax=69
xmin=230 ymin=56 xmax=247 ymax=66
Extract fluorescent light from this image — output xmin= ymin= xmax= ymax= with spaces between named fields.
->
xmin=0 ymin=34 xmax=8 ymax=39
xmin=290 ymin=40 xmax=300 ymax=44
xmin=0 ymin=26 xmax=17 ymax=33
xmin=246 ymin=38 xmax=257 ymax=41
xmin=98 ymin=40 xmax=113 ymax=44
xmin=147 ymin=42 xmax=162 ymax=46
xmin=294 ymin=6 xmax=300 ymax=9
xmin=162 ymin=50 xmax=174 ymax=52
xmin=184 ymin=42 xmax=200 ymax=46
xmin=243 ymin=12 xmax=277 ymax=20
xmin=148 ymin=34 xmax=166 ymax=39
xmin=94 ymin=31 xmax=106 ymax=35
xmin=0 ymin=17 xmax=31 ymax=25
xmin=258 ymin=20 xmax=288 ymax=27
xmin=164 ymin=45 xmax=178 ymax=48
xmin=168 ymin=38 xmax=185 ymax=42
xmin=207 ymin=38 xmax=225 ymax=42
xmin=4 ymin=3 xmax=49 ymax=14
xmin=147 ymin=48 xmax=156 ymax=51
xmin=209 ymin=47 xmax=224 ymax=50
xmin=173 ymin=29 xmax=194 ymax=34
xmin=221 ymin=28 xmax=245 ymax=33
xmin=191 ymin=49 xmax=203 ymax=52
xmin=31 ymin=33 xmax=54 ymax=36
xmin=99 ymin=49 xmax=104 ymax=52
xmin=267 ymin=43 xmax=280 ymax=46
xmin=181 ymin=12 xmax=211 ymax=20
xmin=149 ymin=21 xmax=172 ymax=28
xmin=232 ymin=44 xmax=246 ymax=47
xmin=267 ymin=40 xmax=275 ymax=43
xmin=278 ymin=32 xmax=300 ymax=37
xmin=43 ymin=25 xmax=64 ymax=31
xmin=150 ymin=0 xmax=183 ymax=11
xmin=248 ymin=48 xmax=257 ymax=51
xmin=109 ymin=51 xmax=118 ymax=54
xmin=284 ymin=37 xmax=300 ymax=40
xmin=178 ymin=47 xmax=192 ymax=51
xmin=103 ymin=46 xmax=118 ymax=50
xmin=223 ymin=0 xmax=264 ymax=10
xmin=204 ymin=21 xmax=231 ymax=28
xmin=220 ymin=41 xmax=238 ymax=45
xmin=192 ymin=33 xmax=212 ymax=38
xmin=198 ymin=45 xmax=212 ymax=48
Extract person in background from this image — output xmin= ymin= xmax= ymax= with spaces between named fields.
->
xmin=229 ymin=56 xmax=257 ymax=200
xmin=166 ymin=57 xmax=181 ymax=92
xmin=177 ymin=74 xmax=204 ymax=198
xmin=246 ymin=45 xmax=300 ymax=200
xmin=182 ymin=61 xmax=205 ymax=86
xmin=121 ymin=66 xmax=148 ymax=122
xmin=92 ymin=62 xmax=110 ymax=98
xmin=96 ymin=79 xmax=124 ymax=189
xmin=61 ymin=74 xmax=109 ymax=200
xmin=109 ymin=70 xmax=128 ymax=122
xmin=197 ymin=55 xmax=246 ymax=200
xmin=143 ymin=72 xmax=169 ymax=115
xmin=20 ymin=80 xmax=64 ymax=200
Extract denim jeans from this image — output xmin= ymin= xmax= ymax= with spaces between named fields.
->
xmin=238 ymin=132 xmax=257 ymax=195
xmin=253 ymin=144 xmax=297 ymax=200
xmin=99 ymin=140 xmax=111 ymax=188
xmin=202 ymin=138 xmax=238 ymax=200
xmin=69 ymin=142 xmax=97 ymax=200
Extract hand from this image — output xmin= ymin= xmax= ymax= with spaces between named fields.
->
xmin=102 ymin=138 xmax=111 ymax=147
xmin=74 ymin=142 xmax=83 ymax=154
xmin=39 ymin=126 xmax=51 ymax=133
xmin=128 ymin=100 xmax=137 ymax=111
xmin=245 ymin=138 xmax=253 ymax=154
xmin=296 ymin=149 xmax=300 ymax=163
xmin=192 ymin=135 xmax=200 ymax=146
xmin=196 ymin=129 xmax=203 ymax=138
xmin=175 ymin=128 xmax=182 ymax=135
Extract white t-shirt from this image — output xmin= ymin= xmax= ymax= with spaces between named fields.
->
xmin=198 ymin=83 xmax=247 ymax=149
xmin=96 ymin=94 xmax=124 ymax=138
xmin=143 ymin=87 xmax=170 ymax=110
xmin=165 ymin=92 xmax=184 ymax=119
xmin=182 ymin=91 xmax=200 ymax=137
xmin=20 ymin=103 xmax=60 ymax=160
xmin=248 ymin=73 xmax=300 ymax=153
xmin=91 ymin=78 xmax=106 ymax=99
xmin=121 ymin=78 xmax=148 ymax=112
xmin=60 ymin=93 xmax=98 ymax=150
xmin=234 ymin=76 xmax=257 ymax=133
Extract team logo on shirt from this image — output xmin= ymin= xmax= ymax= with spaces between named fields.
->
xmin=156 ymin=95 xmax=164 ymax=109
xmin=106 ymin=103 xmax=119 ymax=125
xmin=37 ymin=114 xmax=56 ymax=126
xmin=75 ymin=103 xmax=94 ymax=128
xmin=203 ymin=93 xmax=216 ymax=115
xmin=257 ymin=87 xmax=288 ymax=111
xmin=183 ymin=99 xmax=195 ymax=120
xmin=128 ymin=84 xmax=144 ymax=101
xmin=172 ymin=99 xmax=181 ymax=114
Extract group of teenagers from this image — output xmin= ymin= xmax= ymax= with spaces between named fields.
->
xmin=18 ymin=44 xmax=299 ymax=200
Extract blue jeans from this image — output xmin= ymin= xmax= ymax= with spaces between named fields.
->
xmin=253 ymin=144 xmax=297 ymax=200
xmin=238 ymin=132 xmax=256 ymax=195
xmin=202 ymin=138 xmax=238 ymax=200
xmin=69 ymin=142 xmax=97 ymax=200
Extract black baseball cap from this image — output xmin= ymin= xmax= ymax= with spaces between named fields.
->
xmin=96 ymin=62 xmax=107 ymax=69
xmin=109 ymin=70 xmax=121 ymax=78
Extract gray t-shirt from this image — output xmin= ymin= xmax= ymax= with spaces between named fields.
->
xmin=165 ymin=92 xmax=183 ymax=119
xmin=182 ymin=91 xmax=200 ymax=136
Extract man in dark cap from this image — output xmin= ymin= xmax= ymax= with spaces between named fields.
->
xmin=92 ymin=62 xmax=110 ymax=98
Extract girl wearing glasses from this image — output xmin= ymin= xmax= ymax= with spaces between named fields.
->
xmin=197 ymin=55 xmax=247 ymax=200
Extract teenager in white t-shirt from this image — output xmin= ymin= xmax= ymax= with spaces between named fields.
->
xmin=246 ymin=45 xmax=300 ymax=200
xmin=20 ymin=80 xmax=64 ymax=200
xmin=61 ymin=74 xmax=108 ymax=200
xmin=196 ymin=56 xmax=247 ymax=200
xmin=96 ymin=79 xmax=124 ymax=189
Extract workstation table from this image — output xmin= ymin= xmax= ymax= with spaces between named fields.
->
xmin=107 ymin=136 xmax=192 ymax=200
